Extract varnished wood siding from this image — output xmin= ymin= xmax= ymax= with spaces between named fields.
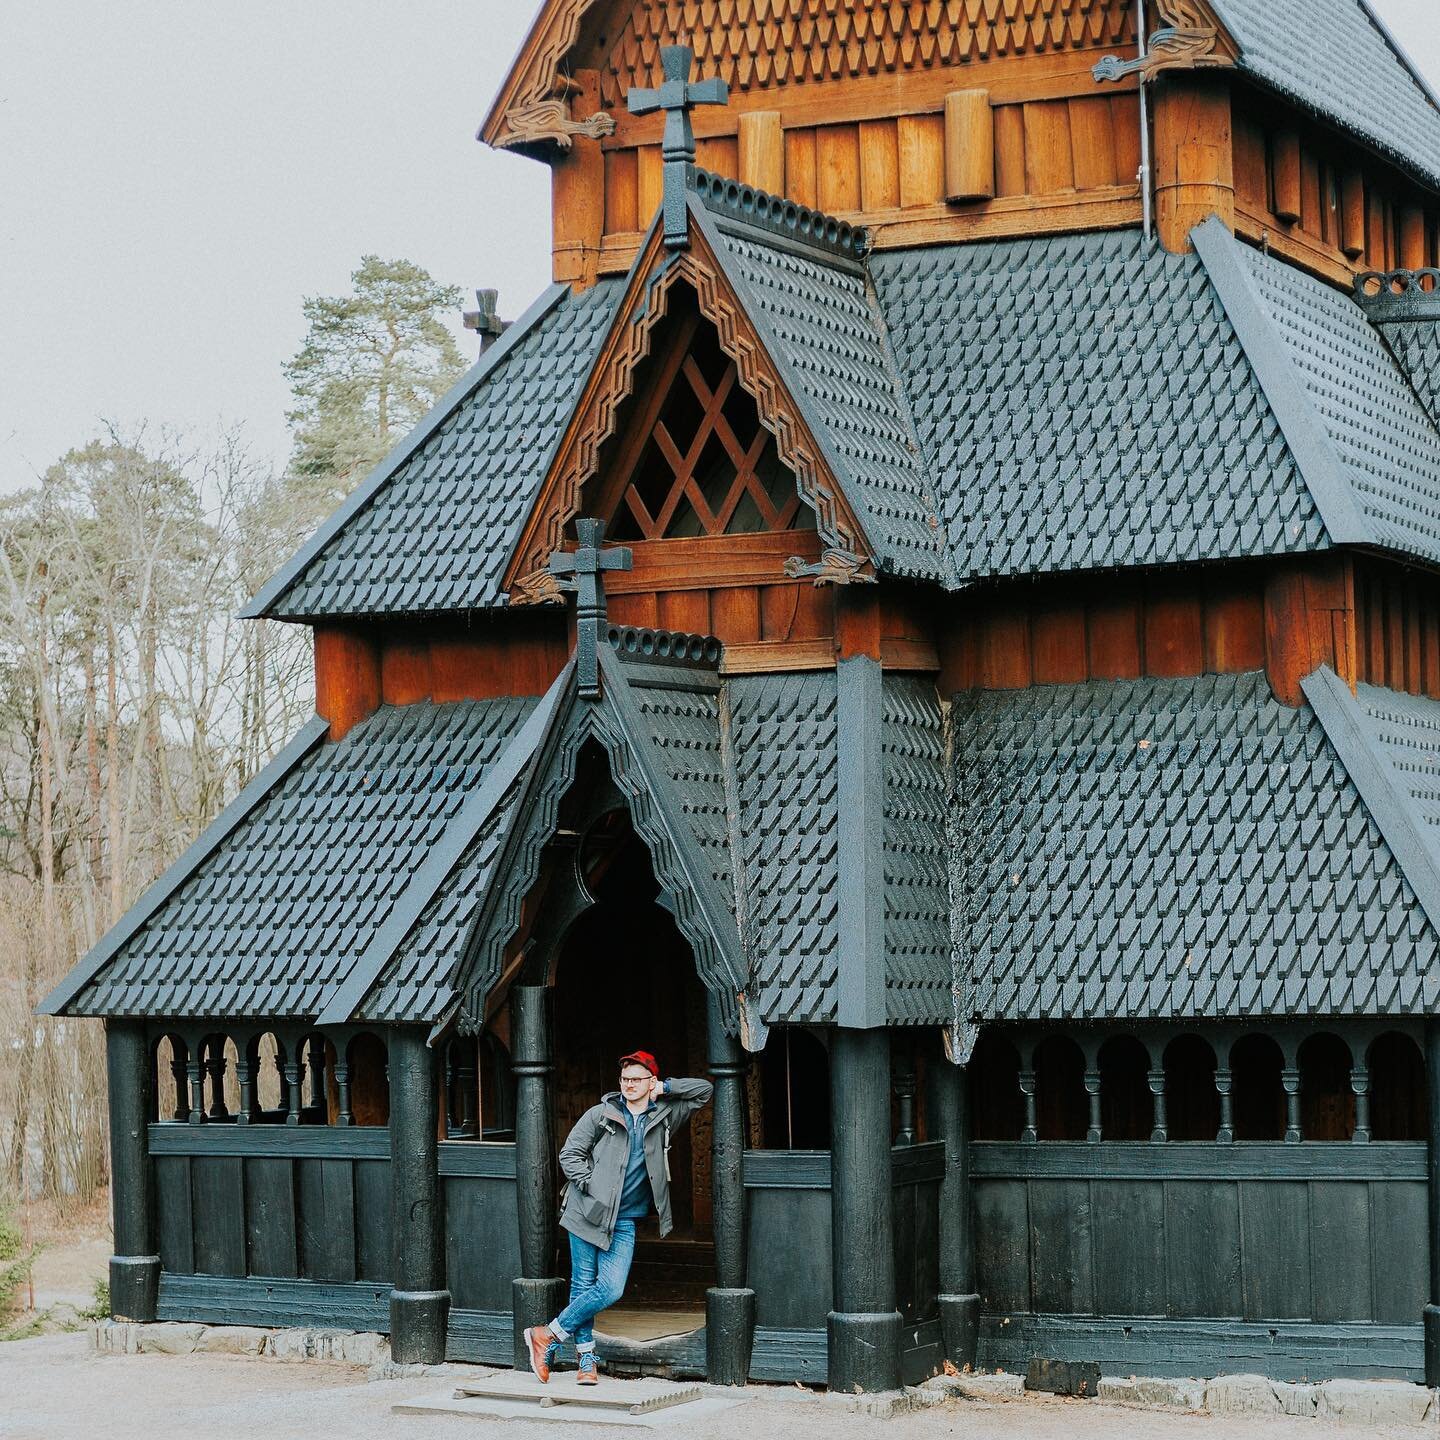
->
xmin=598 ymin=90 xmax=1141 ymax=272
xmin=1354 ymin=561 xmax=1440 ymax=700
xmin=1233 ymin=91 xmax=1440 ymax=288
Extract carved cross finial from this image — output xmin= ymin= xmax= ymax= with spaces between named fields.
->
xmin=463 ymin=289 xmax=507 ymax=353
xmin=548 ymin=518 xmax=633 ymax=700
xmin=627 ymin=45 xmax=729 ymax=249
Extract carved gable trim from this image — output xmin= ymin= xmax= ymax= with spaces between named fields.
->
xmin=503 ymin=220 xmax=874 ymax=601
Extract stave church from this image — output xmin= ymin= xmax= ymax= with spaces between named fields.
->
xmin=42 ymin=0 xmax=1440 ymax=1392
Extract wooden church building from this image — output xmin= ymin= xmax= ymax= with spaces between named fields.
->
xmin=41 ymin=0 xmax=1440 ymax=1393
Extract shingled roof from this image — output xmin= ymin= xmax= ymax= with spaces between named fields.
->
xmin=42 ymin=695 xmax=547 ymax=1022
xmin=952 ymin=669 xmax=1440 ymax=1024
xmin=248 ymin=280 xmax=622 ymax=621
xmin=1214 ymin=0 xmax=1440 ymax=193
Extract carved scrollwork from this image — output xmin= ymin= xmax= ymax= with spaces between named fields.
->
xmin=783 ymin=547 xmax=875 ymax=586
xmin=510 ymin=566 xmax=567 ymax=606
xmin=1092 ymin=0 xmax=1232 ymax=84
xmin=503 ymin=98 xmax=616 ymax=150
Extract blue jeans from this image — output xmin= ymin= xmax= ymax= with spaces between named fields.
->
xmin=553 ymin=1220 xmax=637 ymax=1351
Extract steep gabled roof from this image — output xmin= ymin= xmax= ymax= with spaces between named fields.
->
xmin=1214 ymin=0 xmax=1440 ymax=192
xmin=953 ymin=669 xmax=1440 ymax=1024
xmin=249 ymin=280 xmax=623 ymax=621
xmin=505 ymin=175 xmax=947 ymax=594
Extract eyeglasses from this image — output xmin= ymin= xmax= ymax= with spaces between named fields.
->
xmin=619 ymin=1072 xmax=651 ymax=1084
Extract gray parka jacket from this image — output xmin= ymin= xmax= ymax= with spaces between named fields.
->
xmin=557 ymin=1077 xmax=713 ymax=1250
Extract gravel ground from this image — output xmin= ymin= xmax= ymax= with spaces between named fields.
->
xmin=1 ymin=1332 xmax=1434 ymax=1440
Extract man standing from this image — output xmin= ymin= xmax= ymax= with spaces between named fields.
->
xmin=523 ymin=1050 xmax=713 ymax=1385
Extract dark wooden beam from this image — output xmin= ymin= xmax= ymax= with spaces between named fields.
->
xmin=1426 ymin=1017 xmax=1440 ymax=1385
xmin=828 ymin=1027 xmax=901 ymax=1392
xmin=511 ymin=985 xmax=565 ymax=1367
xmin=388 ymin=1027 xmax=450 ymax=1363
xmin=926 ymin=1046 xmax=979 ymax=1371
xmin=107 ymin=1020 xmax=160 ymax=1321
xmin=706 ymin=997 xmax=755 ymax=1385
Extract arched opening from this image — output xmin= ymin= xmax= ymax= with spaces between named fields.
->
xmin=1099 ymin=1036 xmax=1152 ymax=1141
xmin=346 ymin=1032 xmax=390 ymax=1127
xmin=1299 ymin=1033 xmax=1355 ymax=1140
xmin=197 ymin=1033 xmax=231 ymax=1121
xmin=445 ymin=1036 xmax=480 ymax=1138
xmin=152 ymin=1034 xmax=187 ymax=1122
xmin=248 ymin=1032 xmax=286 ymax=1123
xmin=1164 ymin=1034 xmax=1220 ymax=1142
xmin=546 ymin=800 xmax=714 ymax=1335
xmin=1369 ymin=1031 xmax=1426 ymax=1140
xmin=1230 ymin=1033 xmax=1285 ymax=1141
xmin=757 ymin=1028 xmax=830 ymax=1149
xmin=969 ymin=1031 xmax=1023 ymax=1141
xmin=1033 ymin=1035 xmax=1087 ymax=1141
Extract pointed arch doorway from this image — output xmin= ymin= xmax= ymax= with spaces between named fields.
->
xmin=492 ymin=737 xmax=727 ymax=1357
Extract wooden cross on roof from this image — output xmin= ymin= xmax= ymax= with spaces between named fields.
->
xmin=627 ymin=45 xmax=729 ymax=250
xmin=549 ymin=518 xmax=633 ymax=700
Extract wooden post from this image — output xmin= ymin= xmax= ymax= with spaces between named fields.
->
xmin=1153 ymin=76 xmax=1233 ymax=253
xmin=551 ymin=70 xmax=606 ymax=290
xmin=705 ymin=998 xmax=755 ymax=1386
xmin=828 ymin=1027 xmax=901 ymax=1394
xmin=1084 ymin=1070 xmax=1102 ymax=1143
xmin=389 ymin=1027 xmax=450 ymax=1363
xmin=1019 ymin=1067 xmax=1038 ymax=1142
xmin=1215 ymin=1064 xmax=1234 ymax=1143
xmin=1282 ymin=1067 xmax=1302 ymax=1144
xmin=945 ymin=90 xmax=994 ymax=202
xmin=1148 ymin=1068 xmax=1168 ymax=1143
xmin=106 ymin=1020 xmax=160 ymax=1322
xmin=1351 ymin=1063 xmax=1371 ymax=1143
xmin=926 ymin=1050 xmax=979 ymax=1373
xmin=313 ymin=625 xmax=382 ymax=741
xmin=1271 ymin=129 xmax=1301 ymax=224
xmin=1426 ymin=1018 xmax=1440 ymax=1384
xmin=511 ymin=985 xmax=565 ymax=1368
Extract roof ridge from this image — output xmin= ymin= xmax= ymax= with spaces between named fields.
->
xmin=1356 ymin=0 xmax=1440 ymax=118
xmin=688 ymin=166 xmax=869 ymax=263
xmin=241 ymin=281 xmax=572 ymax=621
xmin=1302 ymin=666 xmax=1440 ymax=942
xmin=1191 ymin=217 xmax=1370 ymax=549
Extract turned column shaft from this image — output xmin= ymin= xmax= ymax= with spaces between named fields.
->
xmin=926 ymin=1046 xmax=979 ymax=1371
xmin=706 ymin=1000 xmax=755 ymax=1386
xmin=1425 ymin=1021 xmax=1440 ymax=1385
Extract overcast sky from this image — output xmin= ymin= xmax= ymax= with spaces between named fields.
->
xmin=2 ymin=0 xmax=1437 ymax=494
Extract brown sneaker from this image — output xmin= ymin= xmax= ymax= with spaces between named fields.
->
xmin=523 ymin=1325 xmax=554 ymax=1382
xmin=577 ymin=1352 xmax=599 ymax=1385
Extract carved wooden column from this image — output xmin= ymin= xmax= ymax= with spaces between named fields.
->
xmin=706 ymin=999 xmax=755 ymax=1386
xmin=828 ymin=1027 xmax=901 ymax=1394
xmin=1153 ymin=76 xmax=1234 ymax=253
xmin=511 ymin=985 xmax=565 ymax=1369
xmin=926 ymin=1046 xmax=980 ymax=1373
xmin=388 ymin=1027 xmax=449 ymax=1363
xmin=1425 ymin=1019 xmax=1440 ymax=1384
xmin=107 ymin=1020 xmax=160 ymax=1321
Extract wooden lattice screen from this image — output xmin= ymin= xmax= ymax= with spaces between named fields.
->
xmin=598 ymin=304 xmax=813 ymax=542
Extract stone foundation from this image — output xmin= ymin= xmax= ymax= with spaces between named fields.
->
xmin=91 ymin=1320 xmax=389 ymax=1368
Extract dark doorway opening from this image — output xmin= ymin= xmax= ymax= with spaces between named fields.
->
xmin=549 ymin=815 xmax=712 ymax=1342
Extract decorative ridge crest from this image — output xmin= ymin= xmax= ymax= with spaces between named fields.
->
xmin=689 ymin=167 xmax=870 ymax=263
xmin=1354 ymin=269 xmax=1440 ymax=323
xmin=607 ymin=625 xmax=723 ymax=669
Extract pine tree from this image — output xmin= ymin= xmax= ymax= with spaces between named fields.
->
xmin=283 ymin=256 xmax=466 ymax=496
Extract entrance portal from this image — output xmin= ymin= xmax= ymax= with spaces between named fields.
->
xmin=551 ymin=821 xmax=713 ymax=1342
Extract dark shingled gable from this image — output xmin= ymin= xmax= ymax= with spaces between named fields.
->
xmin=68 ymin=698 xmax=538 ymax=1020
xmin=1215 ymin=0 xmax=1440 ymax=192
xmin=952 ymin=671 xmax=1440 ymax=1024
xmin=261 ymin=280 xmax=622 ymax=619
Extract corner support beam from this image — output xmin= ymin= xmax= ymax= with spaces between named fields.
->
xmin=926 ymin=1044 xmax=979 ymax=1370
xmin=389 ymin=1027 xmax=450 ymax=1363
xmin=107 ymin=1020 xmax=160 ymax=1321
xmin=836 ymin=655 xmax=886 ymax=1030
xmin=511 ymin=985 xmax=566 ymax=1366
xmin=828 ymin=1027 xmax=901 ymax=1392
xmin=1425 ymin=1018 xmax=1440 ymax=1384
